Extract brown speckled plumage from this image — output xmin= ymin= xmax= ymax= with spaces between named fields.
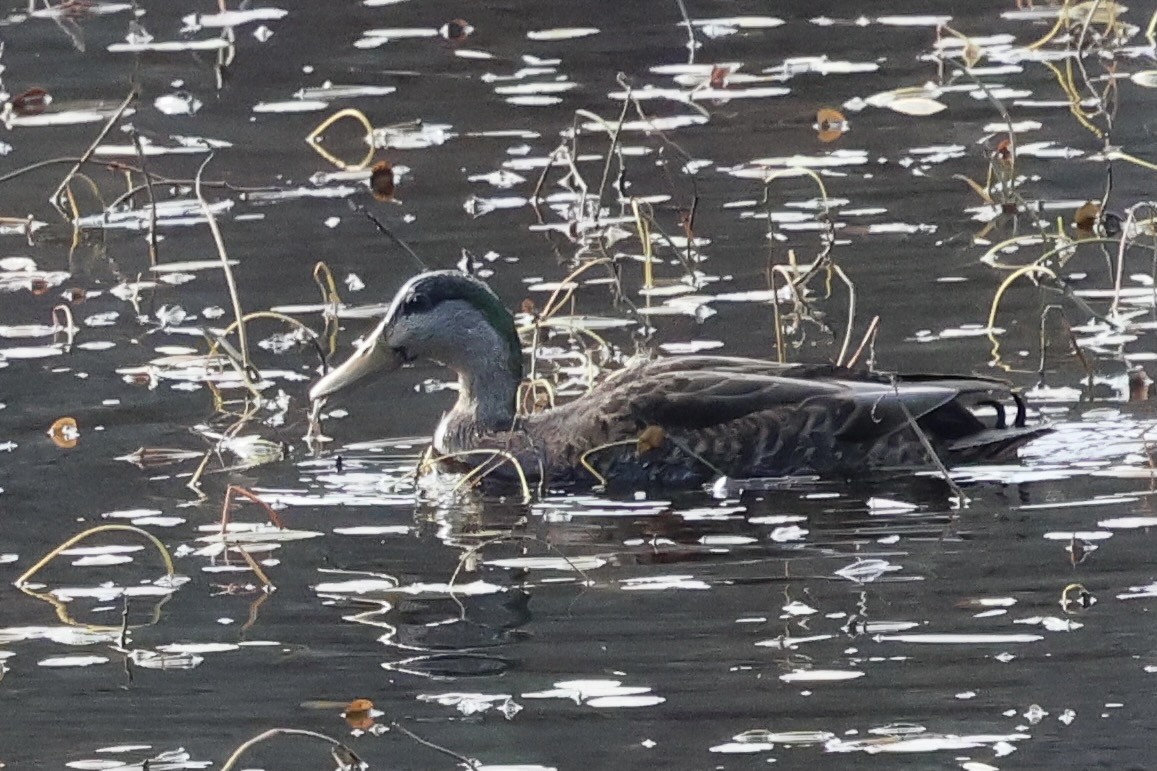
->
xmin=311 ymin=272 xmax=1051 ymax=488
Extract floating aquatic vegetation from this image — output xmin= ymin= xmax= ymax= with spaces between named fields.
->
xmin=3 ymin=2 xmax=1157 ymax=765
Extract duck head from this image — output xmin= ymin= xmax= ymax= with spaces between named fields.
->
xmin=309 ymin=270 xmax=522 ymax=403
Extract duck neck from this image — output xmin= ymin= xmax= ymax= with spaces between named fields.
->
xmin=435 ymin=342 xmax=522 ymax=452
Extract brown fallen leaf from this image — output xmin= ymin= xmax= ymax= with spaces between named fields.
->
xmin=10 ymin=87 xmax=51 ymax=116
xmin=370 ymin=160 xmax=395 ymax=201
xmin=815 ymin=107 xmax=847 ymax=143
xmin=709 ymin=64 xmax=731 ymax=89
xmin=993 ymin=137 xmax=1013 ymax=166
xmin=1129 ymin=368 xmax=1153 ymax=402
xmin=343 ymin=698 xmax=375 ymax=730
xmin=1074 ymin=201 xmax=1101 ymax=236
xmin=439 ymin=18 xmax=473 ymax=43
xmin=48 ymin=417 xmax=79 ymax=449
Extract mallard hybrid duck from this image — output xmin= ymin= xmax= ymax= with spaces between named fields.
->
xmin=309 ymin=271 xmax=1050 ymax=487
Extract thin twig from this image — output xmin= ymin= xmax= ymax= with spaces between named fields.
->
xmin=390 ymin=721 xmax=480 ymax=769
xmin=594 ymin=80 xmax=632 ymax=219
xmin=348 ymin=198 xmax=427 ymax=270
xmin=50 ymin=89 xmax=138 ymax=217
xmin=844 ymin=315 xmax=880 ymax=369
xmin=16 ymin=524 xmax=175 ymax=586
xmin=129 ymin=129 xmax=159 ymax=267
xmin=673 ymin=0 xmax=697 ymax=62
xmin=894 ymin=394 xmax=969 ymax=509
xmin=831 ymin=262 xmax=857 ymax=366
xmin=195 ymin=153 xmax=257 ymax=394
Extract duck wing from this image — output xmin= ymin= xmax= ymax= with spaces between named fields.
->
xmin=523 ymin=357 xmax=1046 ymax=483
xmin=603 ymin=356 xmax=1033 ymax=432
xmin=602 ymin=359 xmax=966 ymax=441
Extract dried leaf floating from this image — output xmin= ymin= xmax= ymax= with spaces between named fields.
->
xmin=343 ymin=698 xmax=376 ymax=729
xmin=439 ymin=18 xmax=473 ymax=42
xmin=345 ymin=698 xmax=374 ymax=713
xmin=994 ymin=137 xmax=1014 ymax=164
xmin=370 ymin=161 xmax=395 ymax=200
xmin=48 ymin=417 xmax=79 ymax=449
xmin=1072 ymin=201 xmax=1116 ymax=238
xmin=9 ymin=88 xmax=51 ymax=116
xmin=815 ymin=107 xmax=848 ymax=142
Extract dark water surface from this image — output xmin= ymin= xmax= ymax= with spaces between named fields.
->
xmin=2 ymin=1 xmax=1157 ymax=769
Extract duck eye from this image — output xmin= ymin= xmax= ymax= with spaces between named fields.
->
xmin=405 ymin=292 xmax=432 ymax=313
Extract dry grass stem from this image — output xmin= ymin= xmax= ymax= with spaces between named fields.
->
xmin=304 ymin=107 xmax=375 ymax=170
xmin=15 ymin=524 xmax=175 ymax=587
xmin=195 ymin=153 xmax=258 ymax=395
xmin=422 ymin=449 xmax=533 ymax=502
xmin=50 ymin=88 xmax=137 ymax=217
xmin=129 ymin=129 xmax=159 ymax=267
xmin=219 ymin=728 xmax=364 ymax=771
xmin=845 ymin=315 xmax=880 ymax=369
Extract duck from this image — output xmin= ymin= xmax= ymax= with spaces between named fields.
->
xmin=309 ymin=270 xmax=1051 ymax=488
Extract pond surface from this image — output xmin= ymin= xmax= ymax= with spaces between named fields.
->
xmin=2 ymin=1 xmax=1157 ymax=768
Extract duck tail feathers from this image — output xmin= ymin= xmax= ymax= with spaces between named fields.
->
xmin=944 ymin=424 xmax=1052 ymax=464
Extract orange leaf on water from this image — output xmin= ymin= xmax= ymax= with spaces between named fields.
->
xmin=815 ymin=108 xmax=847 ymax=143
xmin=343 ymin=698 xmax=375 ymax=729
xmin=48 ymin=417 xmax=79 ymax=449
